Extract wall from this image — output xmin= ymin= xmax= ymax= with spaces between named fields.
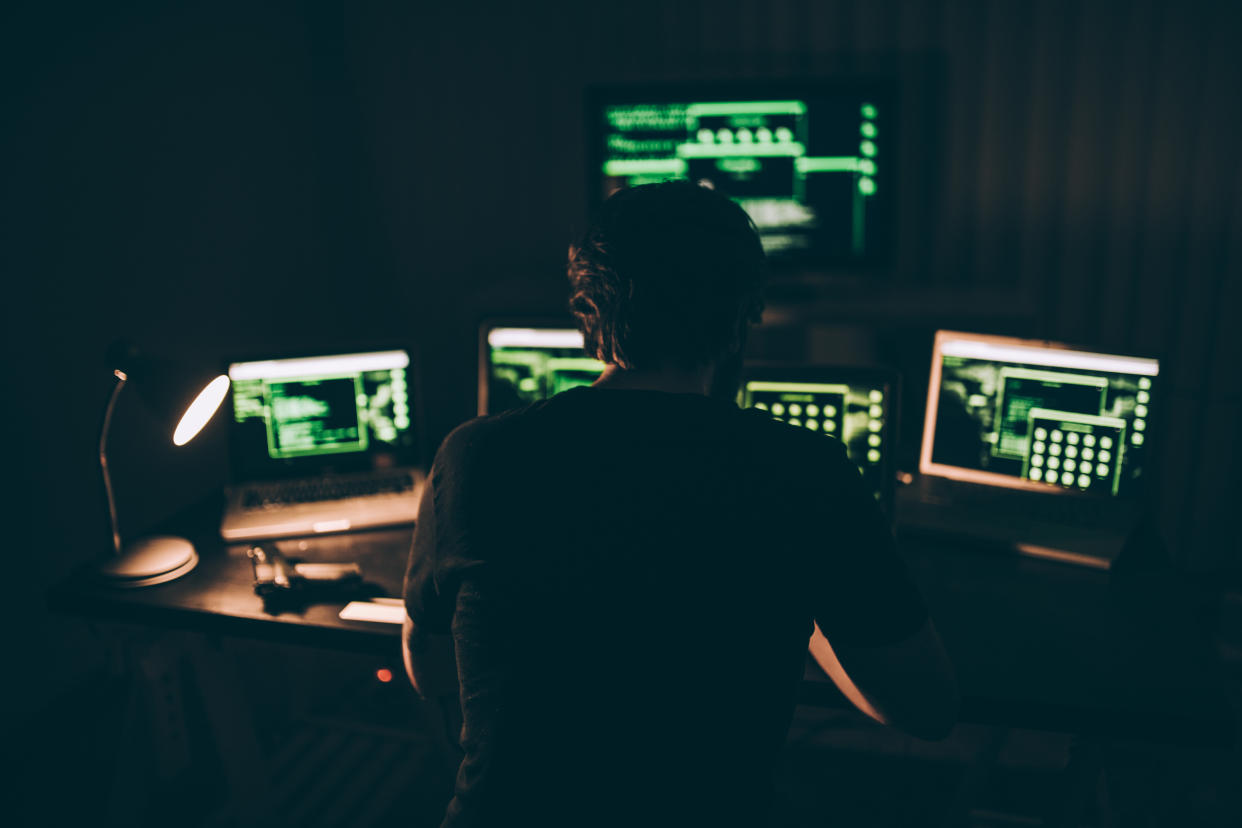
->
xmin=354 ymin=0 xmax=1242 ymax=567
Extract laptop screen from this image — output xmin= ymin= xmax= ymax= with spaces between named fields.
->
xmin=479 ymin=326 xmax=607 ymax=415
xmin=920 ymin=331 xmax=1159 ymax=497
xmin=227 ymin=350 xmax=417 ymax=481
xmin=739 ymin=366 xmax=898 ymax=511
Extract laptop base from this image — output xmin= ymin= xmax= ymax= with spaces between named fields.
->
xmin=220 ymin=468 xmax=425 ymax=542
xmin=894 ymin=476 xmax=1141 ymax=570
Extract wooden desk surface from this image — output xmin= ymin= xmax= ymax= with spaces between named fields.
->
xmin=48 ymin=504 xmax=1236 ymax=748
xmin=50 ymin=524 xmax=409 ymax=657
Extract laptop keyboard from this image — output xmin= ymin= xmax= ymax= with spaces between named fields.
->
xmin=242 ymin=473 xmax=416 ymax=509
xmin=935 ymin=483 xmax=1114 ymax=527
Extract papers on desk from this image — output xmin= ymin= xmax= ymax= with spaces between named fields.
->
xmin=339 ymin=597 xmax=405 ymax=625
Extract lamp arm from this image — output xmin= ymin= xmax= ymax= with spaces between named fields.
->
xmin=100 ymin=370 xmax=127 ymax=557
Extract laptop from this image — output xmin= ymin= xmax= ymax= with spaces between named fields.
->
xmin=738 ymin=364 xmax=900 ymax=517
xmin=896 ymin=330 xmax=1160 ymax=568
xmin=219 ymin=349 xmax=425 ymax=541
xmin=478 ymin=323 xmax=606 ymax=416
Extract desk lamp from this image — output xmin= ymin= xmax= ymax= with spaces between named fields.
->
xmin=97 ymin=341 xmax=230 ymax=587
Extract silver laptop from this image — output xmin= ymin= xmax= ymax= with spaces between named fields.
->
xmin=896 ymin=330 xmax=1160 ymax=569
xmin=219 ymin=349 xmax=424 ymax=541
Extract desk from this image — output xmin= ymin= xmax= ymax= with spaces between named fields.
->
xmin=51 ymin=523 xmax=408 ymax=657
xmin=49 ymin=501 xmax=1235 ymax=749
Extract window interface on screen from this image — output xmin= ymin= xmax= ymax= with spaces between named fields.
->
xmin=486 ymin=328 xmax=607 ymax=414
xmin=229 ymin=351 xmax=413 ymax=460
xmin=929 ymin=338 xmax=1158 ymax=496
xmin=741 ymin=380 xmax=889 ymax=501
xmin=598 ymin=93 xmax=890 ymax=263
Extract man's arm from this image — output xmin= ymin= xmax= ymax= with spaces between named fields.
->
xmin=808 ymin=440 xmax=960 ymax=740
xmin=402 ymin=470 xmax=460 ymax=700
xmin=402 ymin=612 xmax=460 ymax=699
xmin=403 ymin=612 xmax=466 ymax=767
xmin=808 ymin=619 xmax=959 ymax=741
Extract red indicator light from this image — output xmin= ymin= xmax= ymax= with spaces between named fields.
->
xmin=376 ymin=668 xmax=393 ymax=683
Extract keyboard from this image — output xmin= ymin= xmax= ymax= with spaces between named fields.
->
xmin=221 ymin=468 xmax=425 ymax=541
xmin=938 ymin=482 xmax=1111 ymax=526
xmin=242 ymin=472 xmax=416 ymax=510
xmin=895 ymin=475 xmax=1140 ymax=568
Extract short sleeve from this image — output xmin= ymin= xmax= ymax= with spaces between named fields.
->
xmin=403 ymin=472 xmax=454 ymax=634
xmin=810 ymin=441 xmax=928 ymax=648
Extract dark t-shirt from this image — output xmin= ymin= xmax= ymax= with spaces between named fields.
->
xmin=405 ymin=386 xmax=927 ymax=828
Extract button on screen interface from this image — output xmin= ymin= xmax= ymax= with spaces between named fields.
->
xmin=1022 ymin=410 xmax=1127 ymax=495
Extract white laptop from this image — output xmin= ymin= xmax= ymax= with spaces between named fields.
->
xmin=895 ymin=330 xmax=1160 ymax=568
xmin=219 ymin=349 xmax=424 ymax=541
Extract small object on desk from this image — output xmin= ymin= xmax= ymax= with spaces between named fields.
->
xmin=247 ymin=544 xmax=362 ymax=597
xmin=339 ymin=601 xmax=406 ymax=624
xmin=293 ymin=562 xmax=364 ymax=580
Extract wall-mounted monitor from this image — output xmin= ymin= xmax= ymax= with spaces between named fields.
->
xmin=586 ymin=81 xmax=896 ymax=270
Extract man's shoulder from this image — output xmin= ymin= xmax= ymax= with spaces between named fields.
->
xmin=435 ymin=397 xmax=561 ymax=466
xmin=436 ymin=390 xmax=849 ymax=470
xmin=440 ymin=405 xmax=534 ymax=452
xmin=734 ymin=405 xmax=851 ymax=460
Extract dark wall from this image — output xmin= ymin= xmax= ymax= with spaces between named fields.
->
xmin=5 ymin=0 xmax=1241 ymax=716
xmin=3 ymin=2 xmax=406 ymax=714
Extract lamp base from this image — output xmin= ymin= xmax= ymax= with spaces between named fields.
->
xmin=98 ymin=536 xmax=199 ymax=588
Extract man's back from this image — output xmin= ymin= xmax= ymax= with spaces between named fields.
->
xmin=406 ymin=386 xmax=927 ymax=827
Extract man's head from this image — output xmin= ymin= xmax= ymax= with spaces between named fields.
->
xmin=567 ymin=181 xmax=767 ymax=375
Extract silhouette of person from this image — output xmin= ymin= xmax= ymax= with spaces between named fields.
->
xmin=404 ymin=181 xmax=957 ymax=828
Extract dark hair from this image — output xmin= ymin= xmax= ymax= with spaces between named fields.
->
xmin=567 ymin=181 xmax=768 ymax=370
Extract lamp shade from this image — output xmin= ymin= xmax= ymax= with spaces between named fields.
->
xmin=106 ymin=340 xmax=230 ymax=445
xmin=97 ymin=340 xmax=231 ymax=588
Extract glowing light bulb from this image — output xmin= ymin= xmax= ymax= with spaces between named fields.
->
xmin=173 ymin=375 xmax=230 ymax=446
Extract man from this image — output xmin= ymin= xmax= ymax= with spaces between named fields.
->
xmin=404 ymin=181 xmax=958 ymax=827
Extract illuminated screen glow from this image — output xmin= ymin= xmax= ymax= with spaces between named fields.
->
xmin=594 ymin=86 xmax=893 ymax=264
xmin=484 ymin=328 xmax=606 ymax=415
xmin=228 ymin=351 xmax=413 ymax=462
xmin=741 ymin=379 xmax=890 ymax=503
xmin=923 ymin=333 xmax=1158 ymax=497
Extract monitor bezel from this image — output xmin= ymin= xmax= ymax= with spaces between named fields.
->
xmin=918 ymin=330 xmax=1161 ymax=498
xmin=739 ymin=361 xmax=901 ymax=515
xmin=583 ymin=78 xmax=900 ymax=273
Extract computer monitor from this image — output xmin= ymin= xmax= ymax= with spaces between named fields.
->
xmin=587 ymin=81 xmax=895 ymax=267
xmin=226 ymin=349 xmax=418 ymax=480
xmin=739 ymin=365 xmax=899 ymax=511
xmin=479 ymin=324 xmax=607 ymax=416
xmin=919 ymin=331 xmax=1160 ymax=497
